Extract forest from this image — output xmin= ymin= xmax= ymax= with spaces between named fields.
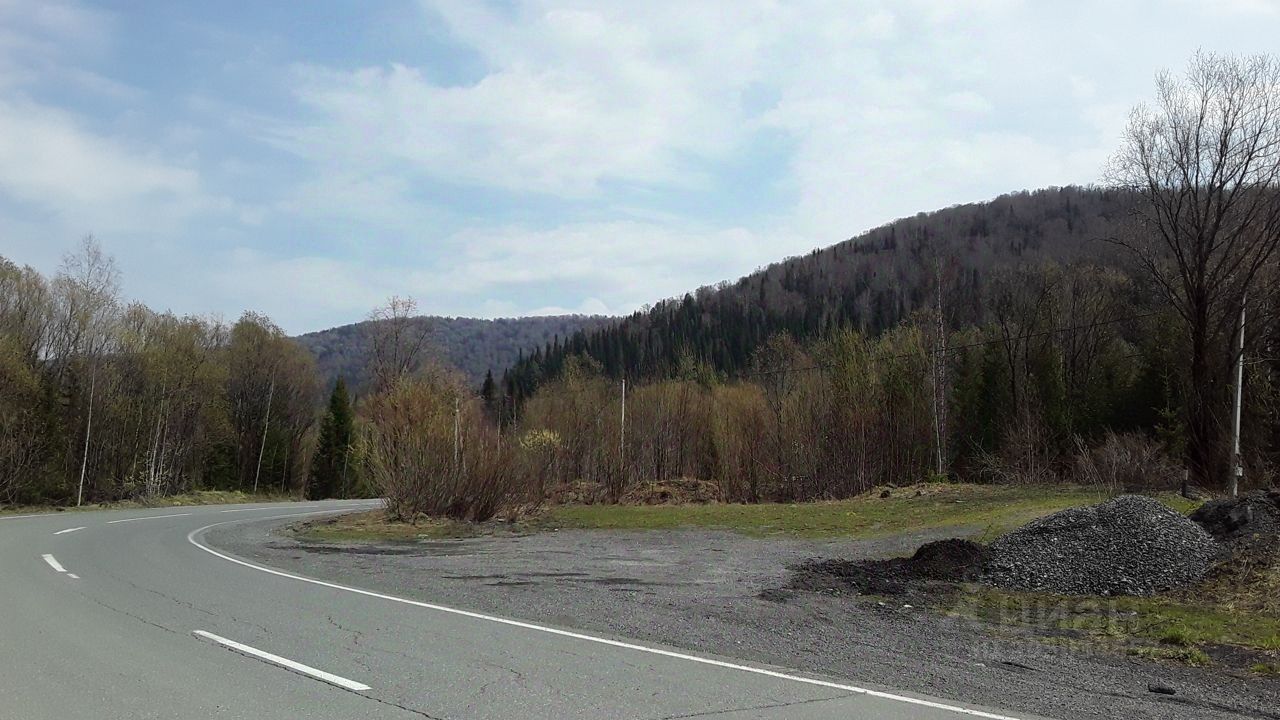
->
xmin=501 ymin=185 xmax=1134 ymax=398
xmin=0 ymin=241 xmax=316 ymax=505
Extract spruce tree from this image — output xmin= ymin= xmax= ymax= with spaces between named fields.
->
xmin=480 ymin=369 xmax=497 ymax=420
xmin=308 ymin=377 xmax=355 ymax=499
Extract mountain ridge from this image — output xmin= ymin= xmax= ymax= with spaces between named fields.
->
xmin=501 ymin=185 xmax=1138 ymax=397
xmin=295 ymin=314 xmax=614 ymax=391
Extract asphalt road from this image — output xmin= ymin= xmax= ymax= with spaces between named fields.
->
xmin=0 ymin=501 xmax=1047 ymax=719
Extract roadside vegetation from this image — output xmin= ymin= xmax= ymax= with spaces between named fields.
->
xmin=295 ymin=482 xmax=1190 ymax=541
xmin=952 ymin=578 xmax=1280 ymax=672
xmin=536 ymin=484 xmax=1195 ymax=539
xmin=297 ymin=509 xmax=476 ymax=542
xmin=0 ymin=489 xmax=296 ymax=516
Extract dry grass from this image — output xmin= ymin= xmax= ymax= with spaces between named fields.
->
xmin=298 ymin=483 xmax=1194 ymax=541
xmin=538 ymin=483 xmax=1194 ymax=539
xmin=296 ymin=508 xmax=480 ymax=541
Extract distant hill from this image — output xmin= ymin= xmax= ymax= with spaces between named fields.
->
xmin=296 ymin=315 xmax=614 ymax=391
xmin=503 ymin=186 xmax=1139 ymax=397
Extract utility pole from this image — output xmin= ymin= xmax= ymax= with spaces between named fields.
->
xmin=453 ymin=396 xmax=461 ymax=471
xmin=253 ymin=373 xmax=275 ymax=494
xmin=1230 ymin=295 xmax=1245 ymax=497
xmin=75 ymin=361 xmax=97 ymax=507
xmin=340 ymin=442 xmax=350 ymax=499
xmin=280 ymin=441 xmax=290 ymax=494
xmin=931 ymin=258 xmax=947 ymax=478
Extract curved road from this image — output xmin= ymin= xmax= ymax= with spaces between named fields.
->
xmin=0 ymin=501 xmax=1043 ymax=719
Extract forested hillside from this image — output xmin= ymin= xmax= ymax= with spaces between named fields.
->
xmin=296 ymin=315 xmax=612 ymax=391
xmin=503 ymin=186 xmax=1136 ymax=398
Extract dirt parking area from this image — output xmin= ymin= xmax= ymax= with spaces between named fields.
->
xmin=207 ymin=517 xmax=1280 ymax=720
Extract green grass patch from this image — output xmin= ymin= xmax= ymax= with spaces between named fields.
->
xmin=1130 ymin=645 xmax=1212 ymax=666
xmin=1159 ymin=626 xmax=1199 ymax=647
xmin=952 ymin=584 xmax=1280 ymax=668
xmin=538 ymin=484 xmax=1190 ymax=539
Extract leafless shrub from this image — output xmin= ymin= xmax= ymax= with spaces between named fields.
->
xmin=361 ymin=369 xmax=516 ymax=522
xmin=709 ymin=383 xmax=768 ymax=502
xmin=1072 ymin=431 xmax=1184 ymax=494
xmin=970 ymin=410 xmax=1061 ymax=485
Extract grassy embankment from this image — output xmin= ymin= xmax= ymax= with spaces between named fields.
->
xmin=543 ymin=484 xmax=1199 ymax=539
xmin=0 ymin=489 xmax=298 ymax=517
xmin=299 ymin=483 xmax=1194 ymax=541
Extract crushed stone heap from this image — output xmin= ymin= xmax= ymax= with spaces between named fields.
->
xmin=983 ymin=495 xmax=1219 ymax=597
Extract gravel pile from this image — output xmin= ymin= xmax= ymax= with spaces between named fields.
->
xmin=983 ymin=495 xmax=1219 ymax=597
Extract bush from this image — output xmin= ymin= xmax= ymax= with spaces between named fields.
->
xmin=1073 ymin=431 xmax=1184 ymax=493
xmin=362 ymin=372 xmax=518 ymax=522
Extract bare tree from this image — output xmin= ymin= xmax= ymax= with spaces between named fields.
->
xmin=367 ymin=296 xmax=433 ymax=391
xmin=986 ymin=263 xmax=1059 ymax=416
xmin=1107 ymin=51 xmax=1280 ymax=487
xmin=52 ymin=237 xmax=120 ymax=505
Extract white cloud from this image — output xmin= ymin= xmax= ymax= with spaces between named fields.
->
xmin=0 ymin=0 xmax=114 ymax=89
xmin=0 ymin=97 xmax=226 ymax=233
xmin=274 ymin=2 xmax=785 ymax=196
xmin=272 ymin=0 xmax=1135 ymax=246
xmin=0 ymin=0 xmax=233 ymax=240
xmin=526 ymin=297 xmax=613 ymax=317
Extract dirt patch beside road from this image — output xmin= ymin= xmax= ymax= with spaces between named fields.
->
xmin=208 ymin=515 xmax=1279 ymax=720
xmin=788 ymin=538 xmax=989 ymax=596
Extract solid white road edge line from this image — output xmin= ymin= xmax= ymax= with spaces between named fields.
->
xmin=192 ymin=630 xmax=371 ymax=691
xmin=54 ymin=527 xmax=86 ymax=535
xmin=188 ymin=514 xmax=1027 ymax=720
xmin=42 ymin=554 xmax=67 ymax=573
xmin=106 ymin=513 xmax=193 ymax=524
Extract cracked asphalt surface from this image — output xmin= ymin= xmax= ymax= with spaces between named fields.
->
xmin=210 ymin=514 xmax=1280 ymax=720
xmin=2 ymin=501 xmax=1044 ymax=719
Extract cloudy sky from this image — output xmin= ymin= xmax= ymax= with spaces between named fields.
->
xmin=0 ymin=0 xmax=1276 ymax=333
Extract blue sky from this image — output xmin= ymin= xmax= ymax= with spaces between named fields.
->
xmin=1 ymin=0 xmax=1278 ymax=333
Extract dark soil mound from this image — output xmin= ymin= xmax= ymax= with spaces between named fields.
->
xmin=908 ymin=538 xmax=990 ymax=578
xmin=984 ymin=495 xmax=1219 ymax=597
xmin=787 ymin=539 xmax=989 ymax=596
xmin=619 ymin=478 xmax=720 ymax=505
xmin=1190 ymin=490 xmax=1280 ymax=542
